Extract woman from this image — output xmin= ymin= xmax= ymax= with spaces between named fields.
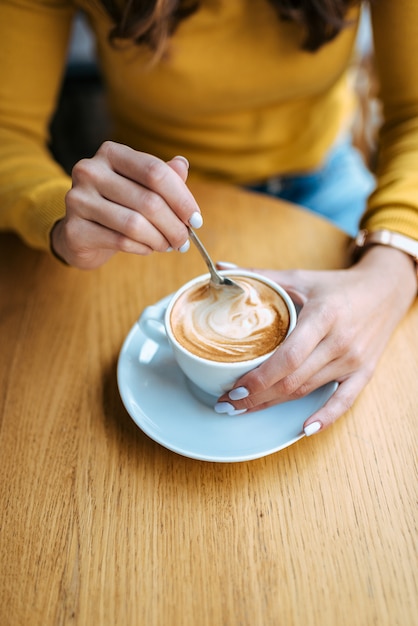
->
xmin=0 ymin=0 xmax=417 ymax=435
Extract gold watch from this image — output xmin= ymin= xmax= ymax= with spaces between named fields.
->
xmin=353 ymin=229 xmax=418 ymax=279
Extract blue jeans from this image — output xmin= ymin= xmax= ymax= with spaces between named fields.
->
xmin=247 ymin=140 xmax=375 ymax=236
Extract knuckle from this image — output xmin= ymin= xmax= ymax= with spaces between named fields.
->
xmin=118 ymin=234 xmax=151 ymax=255
xmin=71 ymin=158 xmax=94 ymax=184
xmin=118 ymin=236 xmax=134 ymax=253
xmin=65 ymin=187 xmax=85 ymax=212
xmin=141 ymin=188 xmax=165 ymax=216
xmin=317 ymin=302 xmax=338 ymax=329
xmin=344 ymin=344 xmax=364 ymax=370
xmin=250 ymin=369 xmax=271 ymax=394
xmin=239 ymin=395 xmax=259 ymax=411
xmin=71 ymin=158 xmax=106 ymax=188
xmin=283 ymin=343 xmax=303 ymax=371
xmin=122 ymin=213 xmax=169 ymax=252
xmin=280 ymin=373 xmax=301 ymax=396
xmin=97 ymin=140 xmax=116 ymax=159
xmin=123 ymin=211 xmax=144 ymax=240
xmin=290 ymin=381 xmax=312 ymax=400
xmin=332 ymin=331 xmax=352 ymax=356
xmin=143 ymin=157 xmax=168 ymax=187
xmin=63 ymin=218 xmax=80 ymax=246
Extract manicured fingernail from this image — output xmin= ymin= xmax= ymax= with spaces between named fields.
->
xmin=174 ymin=155 xmax=189 ymax=169
xmin=304 ymin=421 xmax=322 ymax=436
xmin=179 ymin=239 xmax=190 ymax=253
xmin=214 ymin=402 xmax=232 ymax=413
xmin=214 ymin=402 xmax=247 ymax=416
xmin=189 ymin=211 xmax=203 ymax=229
xmin=216 ymin=261 xmax=238 ymax=269
xmin=228 ymin=386 xmax=249 ymax=401
xmin=166 ymin=246 xmax=173 ymax=252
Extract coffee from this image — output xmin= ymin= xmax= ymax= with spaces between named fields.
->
xmin=170 ymin=275 xmax=290 ymax=362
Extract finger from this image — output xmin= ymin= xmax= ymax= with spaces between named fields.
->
xmin=216 ymin=349 xmax=340 ymax=413
xmin=97 ymin=142 xmax=202 ymax=226
xmin=66 ymin=182 xmax=175 ymax=253
xmin=217 ymin=360 xmax=369 ymax=424
xmin=251 ymin=326 xmax=357 ymax=401
xmin=232 ymin=302 xmax=331 ymax=397
xmin=70 ymin=160 xmax=201 ymax=251
xmin=216 ymin=303 xmax=359 ymax=416
xmin=59 ymin=217 xmax=154 ymax=269
xmin=302 ymin=370 xmax=371 ymax=435
xmin=167 ymin=155 xmax=190 ymax=182
xmin=71 ymin=159 xmax=187 ymax=249
xmin=218 ymin=359 xmax=345 ymax=417
xmin=167 ymin=155 xmax=204 ymax=229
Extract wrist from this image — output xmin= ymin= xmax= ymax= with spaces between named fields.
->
xmin=352 ymin=229 xmax=418 ymax=278
xmin=352 ymin=243 xmax=417 ymax=302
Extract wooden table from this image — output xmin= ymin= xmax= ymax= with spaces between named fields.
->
xmin=0 ymin=181 xmax=417 ymax=626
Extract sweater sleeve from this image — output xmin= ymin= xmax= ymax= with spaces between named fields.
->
xmin=361 ymin=0 xmax=418 ymax=238
xmin=0 ymin=0 xmax=75 ymax=251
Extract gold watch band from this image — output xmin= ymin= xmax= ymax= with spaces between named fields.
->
xmin=353 ymin=229 xmax=418 ymax=279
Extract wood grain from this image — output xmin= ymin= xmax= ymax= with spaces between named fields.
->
xmin=0 ymin=181 xmax=416 ymax=626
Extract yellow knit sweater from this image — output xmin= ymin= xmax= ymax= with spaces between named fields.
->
xmin=0 ymin=0 xmax=417 ymax=251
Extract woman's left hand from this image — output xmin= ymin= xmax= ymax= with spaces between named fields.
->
xmin=216 ymin=246 xmax=417 ymax=435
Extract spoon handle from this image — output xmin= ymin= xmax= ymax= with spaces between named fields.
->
xmin=187 ymin=227 xmax=222 ymax=285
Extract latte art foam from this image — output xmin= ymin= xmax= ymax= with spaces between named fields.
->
xmin=170 ymin=276 xmax=290 ymax=362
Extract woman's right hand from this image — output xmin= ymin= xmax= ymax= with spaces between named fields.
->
xmin=50 ymin=142 xmax=202 ymax=269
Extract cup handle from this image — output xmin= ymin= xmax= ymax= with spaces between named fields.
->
xmin=138 ymin=301 xmax=168 ymax=342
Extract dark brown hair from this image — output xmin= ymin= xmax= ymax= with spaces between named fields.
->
xmin=99 ymin=0 xmax=360 ymax=59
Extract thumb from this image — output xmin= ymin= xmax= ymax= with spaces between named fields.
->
xmin=167 ymin=155 xmax=189 ymax=182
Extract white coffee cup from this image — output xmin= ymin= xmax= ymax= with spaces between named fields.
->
xmin=138 ymin=270 xmax=297 ymax=405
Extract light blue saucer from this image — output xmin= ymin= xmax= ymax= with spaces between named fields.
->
xmin=117 ymin=301 xmax=337 ymax=463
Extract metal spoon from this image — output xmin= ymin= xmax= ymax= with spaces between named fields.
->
xmin=187 ymin=227 xmax=244 ymax=294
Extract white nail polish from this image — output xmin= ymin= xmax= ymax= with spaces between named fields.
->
xmin=228 ymin=387 xmax=249 ymax=401
xmin=166 ymin=246 xmax=173 ymax=252
xmin=304 ymin=421 xmax=322 ymax=436
xmin=214 ymin=402 xmax=233 ymax=414
xmin=229 ymin=408 xmax=247 ymax=416
xmin=214 ymin=402 xmax=247 ymax=416
xmin=174 ymin=155 xmax=189 ymax=169
xmin=216 ymin=261 xmax=238 ymax=269
xmin=179 ymin=240 xmax=190 ymax=253
xmin=189 ymin=211 xmax=203 ymax=229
